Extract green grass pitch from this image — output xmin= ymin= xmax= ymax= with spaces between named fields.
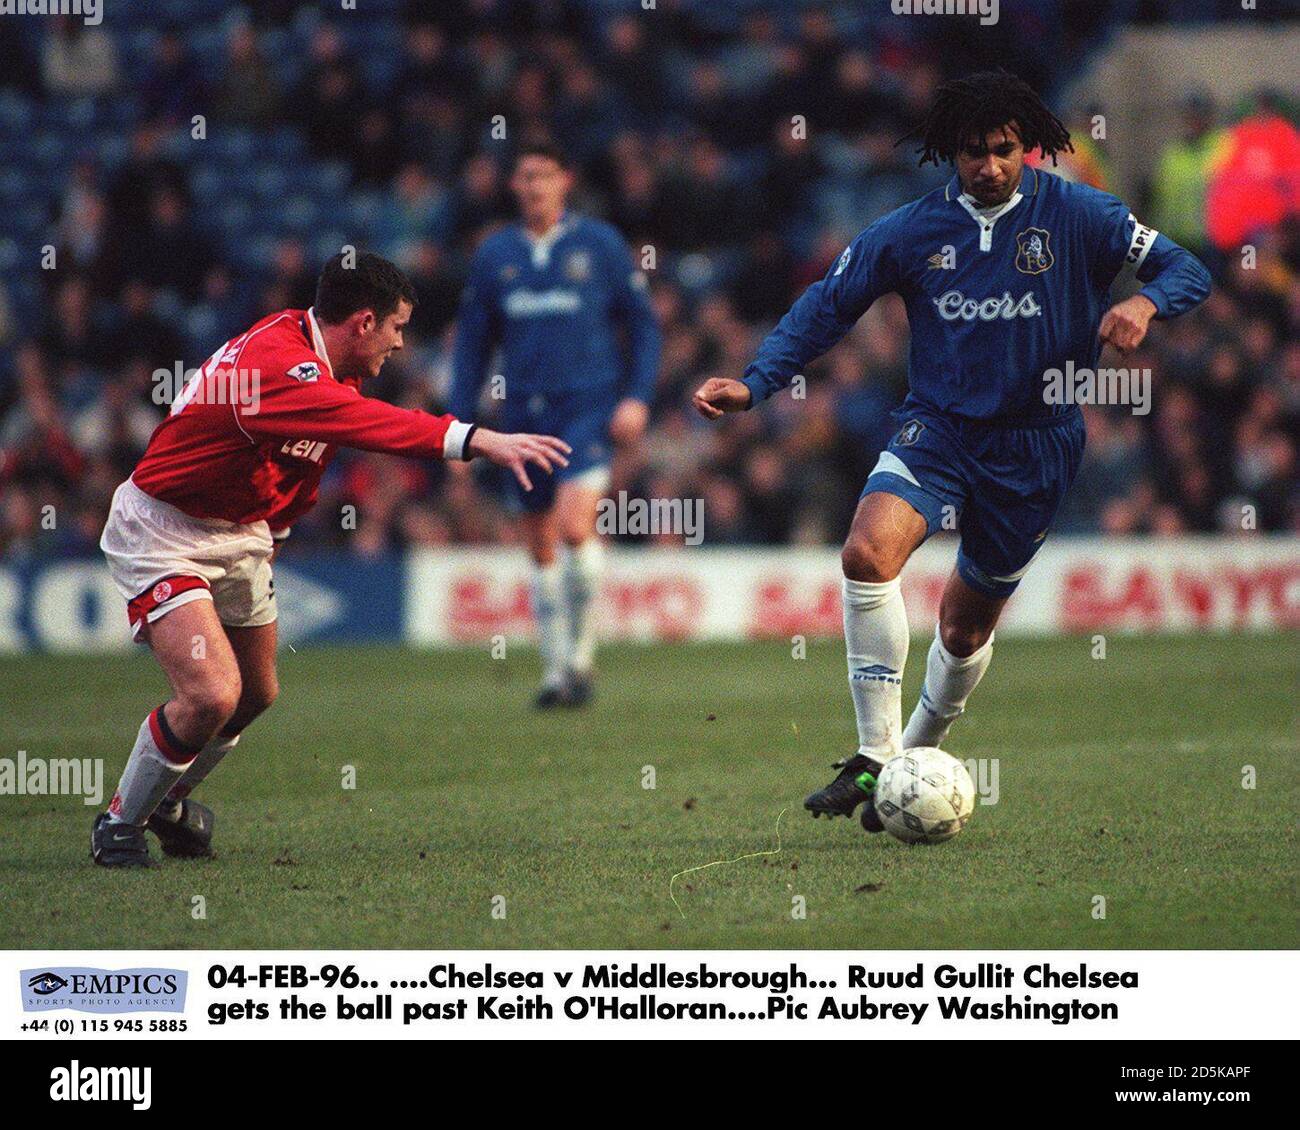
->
xmin=1 ymin=634 xmax=1294 ymax=949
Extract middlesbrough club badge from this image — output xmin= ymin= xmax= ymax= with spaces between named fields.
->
xmin=152 ymin=581 xmax=173 ymax=603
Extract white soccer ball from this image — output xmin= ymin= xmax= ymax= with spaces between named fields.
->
xmin=873 ymin=747 xmax=975 ymax=844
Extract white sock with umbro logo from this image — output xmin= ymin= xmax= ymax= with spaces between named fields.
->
xmin=843 ymin=576 xmax=909 ymax=762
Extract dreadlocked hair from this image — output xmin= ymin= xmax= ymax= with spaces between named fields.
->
xmin=898 ymin=69 xmax=1073 ymax=167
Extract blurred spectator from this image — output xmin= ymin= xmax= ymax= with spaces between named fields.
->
xmin=729 ymin=231 xmax=796 ymax=324
xmin=104 ymin=126 xmax=187 ymax=237
xmin=55 ymin=159 xmax=109 ymax=278
xmin=212 ymin=19 xmax=283 ymax=127
xmin=1206 ymin=90 xmax=1300 ymax=252
xmin=1026 ymin=105 xmax=1112 ymax=189
xmin=1151 ymin=91 xmax=1229 ymax=256
xmin=373 ymin=164 xmax=450 ymax=250
xmin=130 ymin=186 xmax=215 ymax=302
xmin=295 ymin=23 xmax=365 ymax=167
xmin=403 ymin=242 xmax=463 ymax=339
xmin=102 ymin=282 xmax=184 ymax=374
xmin=40 ymin=17 xmax=120 ymax=97
xmin=141 ymin=29 xmax=207 ymax=127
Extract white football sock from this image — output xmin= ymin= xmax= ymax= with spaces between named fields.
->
xmin=842 ymin=576 xmax=909 ymax=762
xmin=160 ymin=732 xmax=242 ymax=818
xmin=531 ymin=560 xmax=570 ymax=690
xmin=563 ymin=538 xmax=604 ymax=675
xmin=901 ymin=627 xmax=994 ymax=749
xmin=107 ymin=708 xmax=197 ymax=826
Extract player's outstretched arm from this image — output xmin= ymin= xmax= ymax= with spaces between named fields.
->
xmin=241 ymin=368 xmax=567 ymax=483
xmin=722 ymin=217 xmax=900 ymax=414
xmin=692 ymin=377 xmax=752 ymax=420
xmin=466 ymin=428 xmax=572 ymax=491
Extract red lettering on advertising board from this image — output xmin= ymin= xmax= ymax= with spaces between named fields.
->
xmin=1224 ymin=565 xmax=1300 ymax=626
xmin=750 ymin=573 xmax=946 ymax=637
xmin=604 ymin=577 xmax=703 ymax=640
xmin=1062 ymin=566 xmax=1169 ymax=629
xmin=751 ymin=580 xmax=840 ymax=637
xmin=1062 ymin=562 xmax=1300 ymax=629
xmin=448 ymin=576 xmax=532 ymax=640
xmin=1171 ymin=569 xmax=1215 ymax=623
xmin=449 ymin=573 xmax=704 ymax=641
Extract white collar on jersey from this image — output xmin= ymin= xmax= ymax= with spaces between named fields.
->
xmin=305 ymin=307 xmax=334 ymax=379
xmin=522 ymin=212 xmax=572 ymax=269
xmin=947 ymin=167 xmax=1037 ymax=252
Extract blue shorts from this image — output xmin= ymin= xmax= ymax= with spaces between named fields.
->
xmin=501 ymin=389 xmax=615 ymax=513
xmin=860 ymin=404 xmax=1086 ymax=598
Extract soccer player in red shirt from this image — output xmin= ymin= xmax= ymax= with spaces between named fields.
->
xmin=92 ymin=252 xmax=570 ymax=867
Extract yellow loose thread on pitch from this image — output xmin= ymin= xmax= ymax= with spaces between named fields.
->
xmin=669 ymin=807 xmax=789 ymax=918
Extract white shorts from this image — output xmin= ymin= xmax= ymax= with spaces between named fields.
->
xmin=101 ymin=479 xmax=277 ymax=640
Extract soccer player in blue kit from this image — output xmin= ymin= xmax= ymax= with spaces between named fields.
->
xmin=693 ymin=72 xmax=1211 ymax=831
xmin=451 ymin=144 xmax=661 ymax=707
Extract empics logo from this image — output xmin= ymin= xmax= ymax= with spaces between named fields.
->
xmin=20 ymin=968 xmax=187 ymax=1014
xmin=27 ymin=971 xmax=69 ymax=995
xmin=50 ymin=1062 xmax=152 ymax=1112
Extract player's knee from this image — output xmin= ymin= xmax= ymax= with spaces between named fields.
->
xmin=939 ymin=620 xmax=991 ymax=658
xmin=561 ymin=520 xmax=596 ymax=551
xmin=555 ymin=510 xmax=588 ymax=549
xmin=525 ymin=526 xmax=558 ymax=565
xmin=185 ymin=671 xmax=242 ymax=732
xmin=244 ymin=673 xmax=279 ymax=719
xmin=841 ymin=537 xmax=901 ymax=583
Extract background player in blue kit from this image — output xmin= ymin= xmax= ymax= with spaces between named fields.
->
xmin=693 ymin=71 xmax=1212 ymax=830
xmin=450 ymin=144 xmax=661 ymax=708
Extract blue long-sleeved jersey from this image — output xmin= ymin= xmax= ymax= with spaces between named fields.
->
xmin=449 ymin=213 xmax=660 ymax=419
xmin=742 ymin=167 xmax=1212 ymax=422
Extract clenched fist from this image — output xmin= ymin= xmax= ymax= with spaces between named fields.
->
xmin=1099 ymin=294 xmax=1157 ymax=355
xmin=692 ymin=377 xmax=752 ymax=420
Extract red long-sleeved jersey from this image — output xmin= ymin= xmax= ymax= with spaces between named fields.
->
xmin=131 ymin=308 xmax=472 ymax=531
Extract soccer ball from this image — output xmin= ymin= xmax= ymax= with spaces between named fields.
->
xmin=872 ymin=747 xmax=975 ymax=844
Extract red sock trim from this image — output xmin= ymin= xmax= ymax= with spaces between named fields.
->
xmin=147 ymin=706 xmax=194 ymax=765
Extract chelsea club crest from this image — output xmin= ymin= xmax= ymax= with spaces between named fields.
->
xmin=1015 ymin=227 xmax=1054 ymax=275
xmin=895 ymin=419 xmax=925 ymax=447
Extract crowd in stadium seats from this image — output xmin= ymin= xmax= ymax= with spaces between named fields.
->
xmin=0 ymin=2 xmax=1296 ymax=561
